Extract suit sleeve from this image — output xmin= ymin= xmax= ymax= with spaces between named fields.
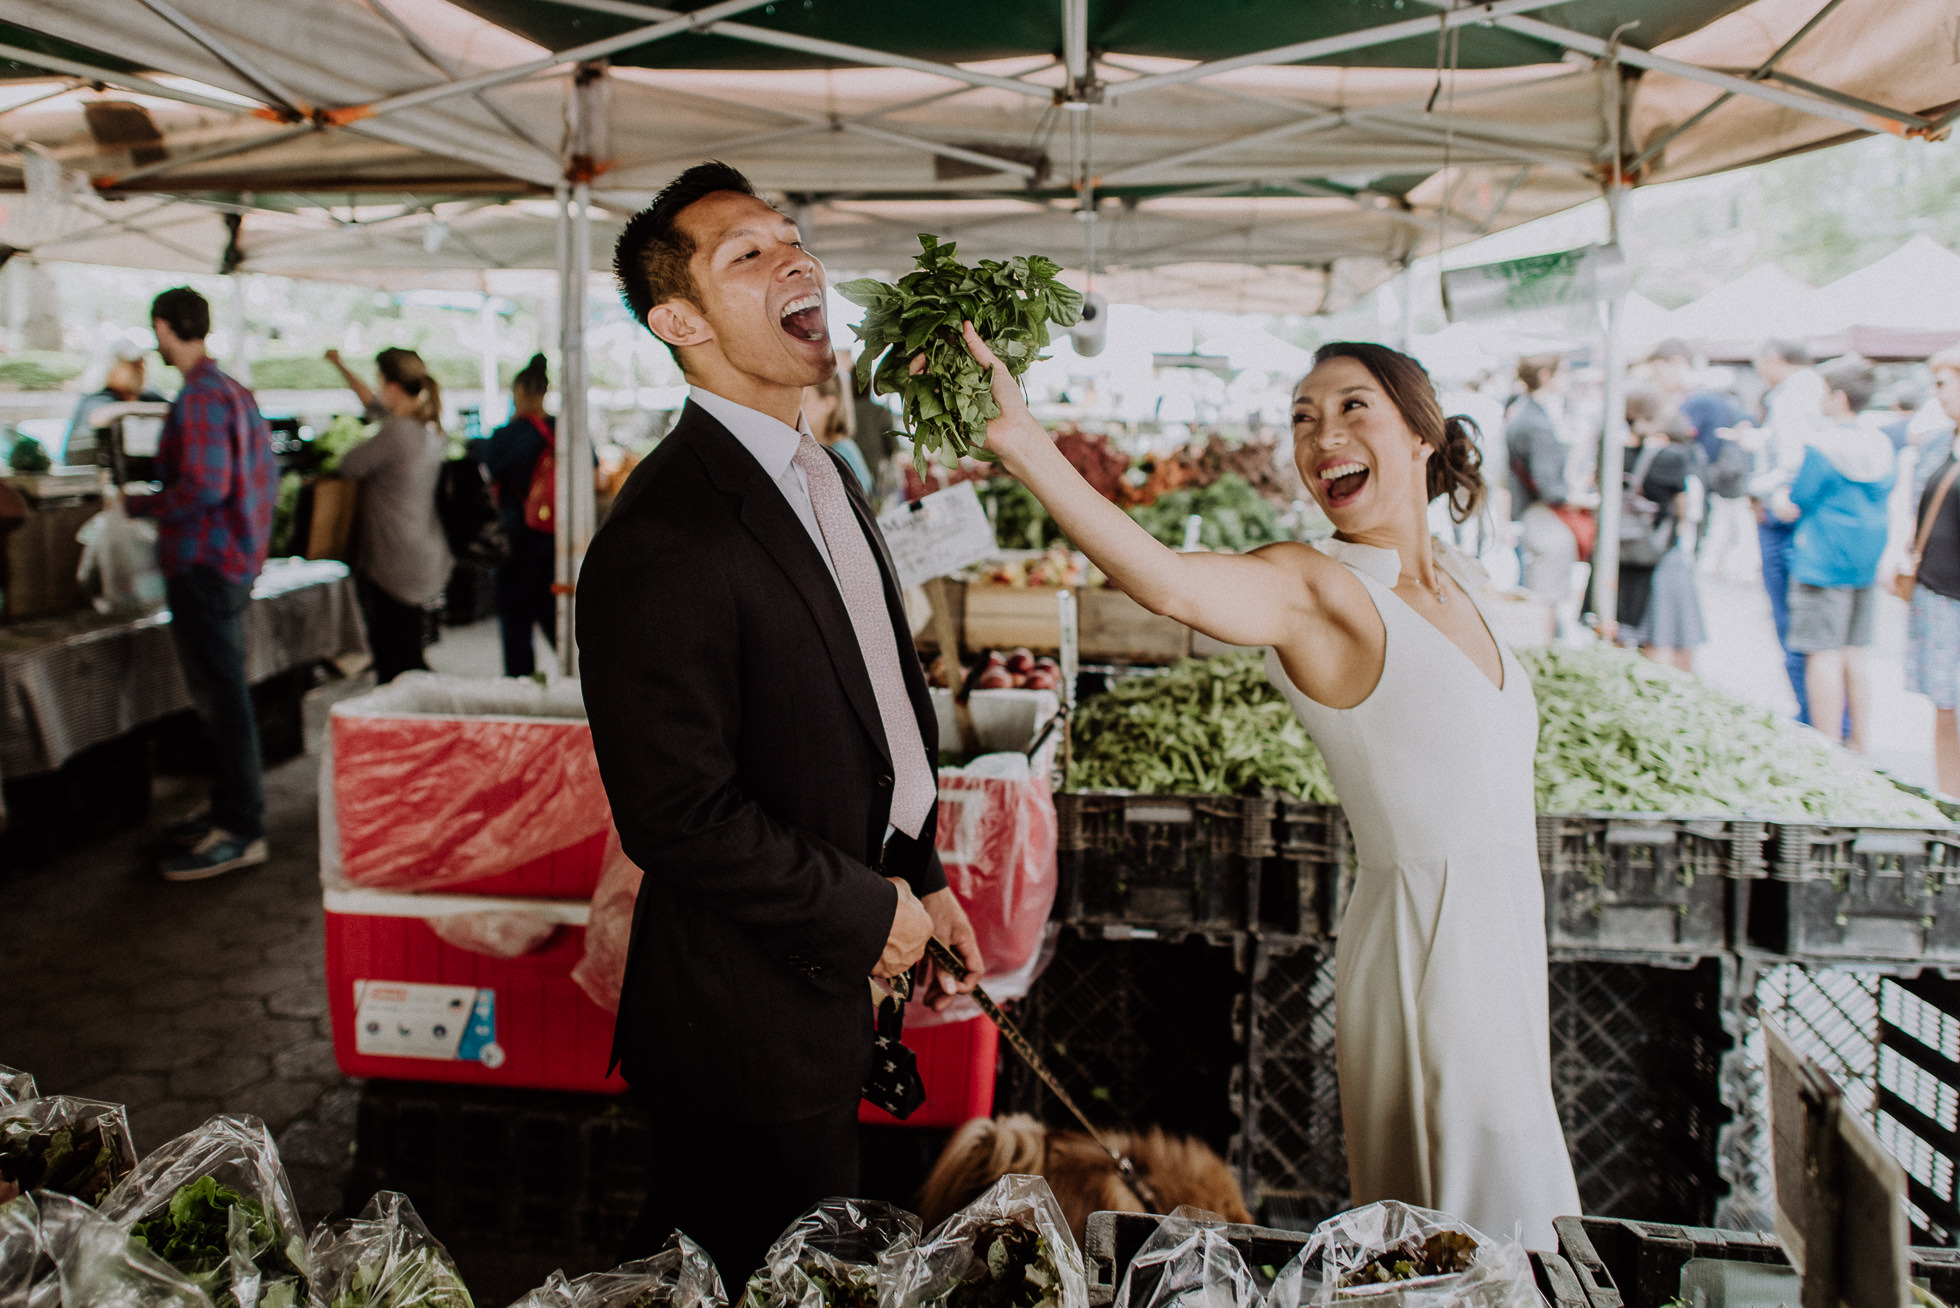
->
xmin=578 ymin=515 xmax=898 ymax=994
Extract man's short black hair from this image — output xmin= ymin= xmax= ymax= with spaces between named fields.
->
xmin=614 ymin=161 xmax=758 ymax=359
xmin=151 ymin=286 xmax=210 ymax=342
xmin=1649 ymin=338 xmax=1694 ymax=364
xmin=1818 ymin=354 xmax=1877 ymax=412
xmin=1762 ymin=338 xmax=1809 ymax=367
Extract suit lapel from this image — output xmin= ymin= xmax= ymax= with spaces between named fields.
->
xmin=680 ymin=403 xmax=892 ymax=765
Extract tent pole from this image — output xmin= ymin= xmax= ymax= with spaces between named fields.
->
xmin=567 ymin=178 xmax=594 ymax=678
xmin=554 ymin=181 xmax=574 ymax=674
xmin=1593 ymin=182 xmax=1630 ymax=642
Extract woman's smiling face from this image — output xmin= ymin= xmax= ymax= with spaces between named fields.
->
xmin=1291 ymin=355 xmax=1431 ymax=535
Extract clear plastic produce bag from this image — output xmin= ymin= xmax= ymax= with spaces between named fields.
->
xmin=512 ymin=1233 xmax=725 ymax=1308
xmin=888 ymin=1175 xmax=1085 ymax=1308
xmin=0 ymin=1069 xmax=34 ymax=1108
xmin=1284 ymin=1203 xmax=1535 ymax=1308
xmin=0 ymin=1192 xmax=54 ymax=1308
xmin=425 ymin=910 xmax=560 ymax=959
xmin=571 ymin=825 xmax=640 ymax=1014
xmin=740 ymin=1198 xmax=921 ymax=1308
xmin=0 ymin=1095 xmax=138 ymax=1205
xmin=34 ymin=1190 xmax=214 ymax=1308
xmin=100 ymin=1114 xmax=309 ymax=1308
xmin=76 ymin=502 xmax=167 ymax=618
xmin=306 ymin=1191 xmax=472 ymax=1308
xmin=1112 ymin=1207 xmax=1259 ymax=1308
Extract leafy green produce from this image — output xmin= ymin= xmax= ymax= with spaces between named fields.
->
xmin=130 ymin=1175 xmax=307 ymax=1308
xmin=981 ymin=478 xmax=1068 ymax=551
xmin=5 ymin=434 xmax=51 ymax=473
xmin=0 ymin=1104 xmax=134 ymax=1204
xmin=315 ymin=414 xmax=374 ymax=475
xmin=1521 ymin=644 xmax=1946 ymax=822
xmin=328 ymin=1247 xmax=472 ymax=1308
xmin=271 ymin=471 xmax=305 ymax=557
xmin=1067 ymin=652 xmax=1336 ymax=801
xmin=931 ymin=1220 xmax=1062 ymax=1308
xmin=1126 ymin=473 xmax=1286 ymax=553
xmin=838 ymin=235 xmax=1081 ymax=475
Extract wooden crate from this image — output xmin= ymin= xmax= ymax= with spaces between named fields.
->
xmin=306 ymin=476 xmax=358 ymax=562
xmin=963 ymin=583 xmax=1071 ymax=649
xmin=1081 ymin=587 xmax=1190 ymax=663
xmin=4 ymin=500 xmax=97 ymax=620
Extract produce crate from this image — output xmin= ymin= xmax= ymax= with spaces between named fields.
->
xmin=1554 ymin=1215 xmax=1960 ymax=1308
xmin=1084 ymin=1210 xmax=1586 ymax=1308
xmin=348 ymin=1079 xmax=648 ymax=1257
xmin=995 ymin=926 xmax=1248 ymax=1157
xmin=858 ymin=1015 xmax=999 ymax=1130
xmin=1055 ymin=791 xmax=1275 ymax=932
xmin=324 ymin=890 xmax=626 ymax=1095
xmin=1260 ymin=800 xmax=1351 ymax=939
xmin=1242 ymin=944 xmax=1731 ymax=1229
xmin=1747 ymin=821 xmax=1960 ymax=961
xmin=1079 ymin=588 xmax=1191 ymax=664
xmin=964 ymin=583 xmax=1072 ymax=651
xmin=1537 ymin=814 xmax=1765 ymax=959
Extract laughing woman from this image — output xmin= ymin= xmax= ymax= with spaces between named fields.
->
xmin=965 ymin=330 xmax=1581 ymax=1248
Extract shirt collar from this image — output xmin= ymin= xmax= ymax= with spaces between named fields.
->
xmin=690 ymin=386 xmax=811 ymax=480
xmin=1312 ymin=537 xmax=1403 ymax=588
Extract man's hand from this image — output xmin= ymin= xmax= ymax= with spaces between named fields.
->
xmin=875 ymin=876 xmax=932 ymax=979
xmin=920 ymin=887 xmax=986 ymax=1012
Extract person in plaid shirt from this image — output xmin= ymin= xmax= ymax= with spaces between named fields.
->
xmin=127 ymin=286 xmax=278 ymax=880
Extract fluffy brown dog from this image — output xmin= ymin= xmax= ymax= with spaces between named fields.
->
xmin=918 ymin=1114 xmax=1253 ymax=1242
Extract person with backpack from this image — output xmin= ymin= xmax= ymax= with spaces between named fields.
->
xmin=1770 ymin=355 xmax=1895 ymax=752
xmin=475 ymin=353 xmax=557 ymax=677
xmin=1619 ymin=406 xmax=1706 ymax=671
xmin=325 ymin=347 xmax=454 ymax=684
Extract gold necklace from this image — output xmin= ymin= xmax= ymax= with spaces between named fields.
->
xmin=1400 ymin=553 xmax=1449 ymax=605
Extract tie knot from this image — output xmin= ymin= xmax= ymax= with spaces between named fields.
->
xmin=795 ymin=431 xmax=827 ymax=468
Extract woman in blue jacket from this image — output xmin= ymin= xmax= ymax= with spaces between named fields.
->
xmin=474 ymin=354 xmax=556 ymax=676
xmin=1772 ymin=355 xmax=1894 ymax=751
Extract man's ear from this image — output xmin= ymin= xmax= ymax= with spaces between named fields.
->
xmin=647 ymin=300 xmax=710 ymax=354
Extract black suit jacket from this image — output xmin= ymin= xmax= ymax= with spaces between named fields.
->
xmin=577 ymin=399 xmax=945 ymax=1123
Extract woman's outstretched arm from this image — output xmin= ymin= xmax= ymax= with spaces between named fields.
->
xmin=958 ymin=324 xmax=1321 ymax=651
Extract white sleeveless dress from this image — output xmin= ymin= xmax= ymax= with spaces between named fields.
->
xmin=1263 ymin=538 xmax=1581 ymax=1250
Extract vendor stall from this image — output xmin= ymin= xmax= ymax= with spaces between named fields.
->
xmin=0 ymin=556 xmax=367 ymax=832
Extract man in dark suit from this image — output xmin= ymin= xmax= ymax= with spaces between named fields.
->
xmin=578 ymin=162 xmax=985 ymax=1280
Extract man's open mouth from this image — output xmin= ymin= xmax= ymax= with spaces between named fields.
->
xmin=780 ymin=292 xmax=827 ymax=342
xmin=1319 ymin=461 xmax=1370 ymax=506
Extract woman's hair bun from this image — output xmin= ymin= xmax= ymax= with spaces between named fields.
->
xmin=1431 ymin=414 xmax=1486 ymax=522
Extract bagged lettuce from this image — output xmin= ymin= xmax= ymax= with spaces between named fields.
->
xmin=101 ymin=1115 xmax=308 ymax=1308
xmin=741 ymin=1199 xmax=920 ymax=1308
xmin=34 ymin=1190 xmax=213 ymax=1308
xmin=1269 ymin=1202 xmax=1534 ymax=1308
xmin=1112 ymin=1206 xmax=1259 ymax=1308
xmin=0 ymin=1070 xmax=34 ymax=1109
xmin=511 ymin=1233 xmax=724 ymax=1308
xmin=307 ymin=1191 xmax=471 ymax=1308
xmin=888 ymin=1177 xmax=1082 ymax=1308
xmin=0 ymin=1096 xmax=137 ymax=1206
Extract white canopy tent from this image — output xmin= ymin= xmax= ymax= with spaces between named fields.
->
xmin=0 ymin=0 xmax=1956 ymax=659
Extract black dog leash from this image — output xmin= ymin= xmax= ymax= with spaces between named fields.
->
xmin=924 ymin=937 xmax=1163 ymax=1214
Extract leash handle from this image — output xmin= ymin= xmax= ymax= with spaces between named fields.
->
xmin=925 ymin=938 xmax=1164 ymax=1214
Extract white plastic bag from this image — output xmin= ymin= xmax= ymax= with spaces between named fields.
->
xmin=99 ymin=1114 xmax=309 ymax=1308
xmin=0 ymin=1095 xmax=138 ymax=1206
xmin=425 ymin=911 xmax=560 ymax=959
xmin=1280 ymin=1202 xmax=1535 ymax=1308
xmin=34 ymin=1190 xmax=215 ymax=1308
xmin=0 ymin=1069 xmax=34 ymax=1108
xmin=511 ymin=1233 xmax=725 ymax=1308
xmin=740 ymin=1198 xmax=921 ymax=1308
xmin=0 ymin=1192 xmax=54 ymax=1308
xmin=306 ymin=1191 xmax=472 ymax=1308
xmin=77 ymin=502 xmax=167 ymax=617
xmin=1112 ymin=1207 xmax=1259 ymax=1308
xmin=887 ymin=1175 xmax=1086 ymax=1308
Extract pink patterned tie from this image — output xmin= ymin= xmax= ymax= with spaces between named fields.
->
xmin=793 ymin=434 xmax=935 ymax=838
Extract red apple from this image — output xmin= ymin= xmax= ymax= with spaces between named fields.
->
xmin=976 ymin=666 xmax=1015 ymax=690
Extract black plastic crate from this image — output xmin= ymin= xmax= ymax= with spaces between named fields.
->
xmin=349 ymin=1080 xmax=649 ymax=1255
xmin=1549 ymin=957 xmax=1730 ymax=1224
xmin=1085 ymin=1210 xmax=1585 ymax=1308
xmin=1555 ymin=1215 xmax=1960 ymax=1308
xmin=1538 ymin=814 xmax=1763 ymax=958
xmin=1750 ymin=822 xmax=1960 ymax=961
xmin=1056 ymin=792 xmax=1275 ymax=931
xmin=1242 ymin=945 xmax=1731 ymax=1230
xmin=994 ymin=926 xmax=1248 ymax=1157
xmin=1261 ymin=801 xmax=1351 ymax=939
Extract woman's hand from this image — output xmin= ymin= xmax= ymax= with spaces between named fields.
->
xmin=908 ymin=323 xmax=1048 ymax=471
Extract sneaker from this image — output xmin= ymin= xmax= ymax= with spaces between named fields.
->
xmin=161 ymin=809 xmax=213 ymax=847
xmin=161 ymin=830 xmax=269 ymax=882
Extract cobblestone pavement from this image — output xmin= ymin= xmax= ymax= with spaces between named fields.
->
xmin=0 ymin=751 xmax=357 ymax=1222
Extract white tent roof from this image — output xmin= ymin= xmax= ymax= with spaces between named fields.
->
xmin=0 ymin=0 xmax=1955 ymax=309
xmin=1663 ymin=261 xmax=1819 ymax=342
xmin=1805 ymin=234 xmax=1960 ymax=333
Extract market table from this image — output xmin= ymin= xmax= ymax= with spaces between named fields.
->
xmin=0 ymin=557 xmax=367 ymax=829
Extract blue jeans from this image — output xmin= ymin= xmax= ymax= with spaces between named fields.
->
xmin=496 ymin=527 xmax=556 ymax=677
xmin=166 ymin=567 xmax=264 ymax=839
xmin=1758 ymin=517 xmax=1810 ymax=724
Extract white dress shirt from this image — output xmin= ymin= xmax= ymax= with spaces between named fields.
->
xmin=1747 ymin=368 xmax=1827 ymax=499
xmin=689 ymin=386 xmax=842 ymax=593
